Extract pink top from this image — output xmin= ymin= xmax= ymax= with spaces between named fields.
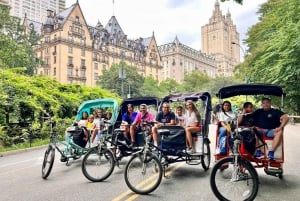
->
xmin=134 ymin=112 xmax=154 ymax=126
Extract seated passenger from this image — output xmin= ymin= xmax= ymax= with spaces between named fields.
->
xmin=175 ymin=106 xmax=185 ymax=126
xmin=184 ymin=100 xmax=201 ymax=154
xmin=121 ymin=104 xmax=138 ymax=138
xmin=91 ymin=109 xmax=105 ymax=143
xmin=63 ymin=111 xmax=89 ymax=160
xmin=86 ymin=115 xmax=94 ymax=130
xmin=217 ymin=101 xmax=236 ymax=155
xmin=129 ymin=104 xmax=154 ymax=147
xmin=152 ymin=102 xmax=176 ymax=146
xmin=238 ymin=102 xmax=255 ymax=127
xmin=253 ymin=97 xmax=289 ymax=160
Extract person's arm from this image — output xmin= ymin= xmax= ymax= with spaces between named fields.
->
xmin=278 ymin=113 xmax=289 ymax=130
xmin=168 ymin=112 xmax=176 ymax=125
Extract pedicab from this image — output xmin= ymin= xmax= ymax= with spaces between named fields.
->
xmin=42 ymin=98 xmax=118 ymax=179
xmin=123 ymin=92 xmax=212 ymax=194
xmin=210 ymin=83 xmax=286 ymax=201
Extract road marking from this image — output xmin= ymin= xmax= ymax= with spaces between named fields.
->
xmin=112 ymin=162 xmax=184 ymax=201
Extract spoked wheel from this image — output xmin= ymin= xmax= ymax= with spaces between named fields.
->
xmin=124 ymin=151 xmax=163 ymax=194
xmin=210 ymin=157 xmax=259 ymax=201
xmin=201 ymin=138 xmax=211 ymax=170
xmin=41 ymin=145 xmax=55 ymax=179
xmin=81 ymin=147 xmax=115 ymax=182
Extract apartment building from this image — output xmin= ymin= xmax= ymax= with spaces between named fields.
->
xmin=23 ymin=1 xmax=162 ymax=87
xmin=201 ymin=0 xmax=240 ymax=76
xmin=158 ymin=36 xmax=217 ymax=83
xmin=9 ymin=0 xmax=65 ymax=23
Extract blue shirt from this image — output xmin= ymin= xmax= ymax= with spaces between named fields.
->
xmin=122 ymin=112 xmax=138 ymax=125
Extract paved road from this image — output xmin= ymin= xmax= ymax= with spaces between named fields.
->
xmin=0 ymin=124 xmax=300 ymax=201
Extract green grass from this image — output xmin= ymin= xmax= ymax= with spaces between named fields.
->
xmin=0 ymin=139 xmax=49 ymax=153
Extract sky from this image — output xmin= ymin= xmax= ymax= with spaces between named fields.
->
xmin=65 ymin=0 xmax=267 ymax=52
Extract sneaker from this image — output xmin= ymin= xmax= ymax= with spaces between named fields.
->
xmin=186 ymin=147 xmax=195 ymax=154
xmin=254 ymin=150 xmax=264 ymax=158
xmin=268 ymin=151 xmax=275 ymax=160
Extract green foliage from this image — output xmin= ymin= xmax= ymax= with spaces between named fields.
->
xmin=97 ymin=62 xmax=144 ymax=98
xmin=0 ymin=68 xmax=119 ymax=148
xmin=0 ymin=4 xmax=40 ymax=74
xmin=235 ymin=0 xmax=300 ymax=114
xmin=182 ymin=71 xmax=210 ymax=92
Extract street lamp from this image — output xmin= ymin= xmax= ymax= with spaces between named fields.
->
xmin=231 ymin=42 xmax=245 ymax=61
xmin=119 ymin=51 xmax=126 ymax=98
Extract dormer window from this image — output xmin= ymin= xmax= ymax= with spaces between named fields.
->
xmin=75 ymin=16 xmax=79 ymax=24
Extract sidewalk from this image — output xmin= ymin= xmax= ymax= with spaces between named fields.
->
xmin=0 ymin=144 xmax=48 ymax=157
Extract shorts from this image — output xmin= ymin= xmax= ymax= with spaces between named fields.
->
xmin=257 ymin=129 xmax=274 ymax=138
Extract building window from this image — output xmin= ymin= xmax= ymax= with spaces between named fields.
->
xmin=81 ymin=59 xmax=86 ymax=68
xmin=94 ymin=63 xmax=98 ymax=70
xmin=53 ymin=67 xmax=56 ymax=76
xmin=75 ymin=16 xmax=79 ymax=24
xmin=80 ymin=69 xmax=85 ymax=77
xmin=53 ymin=56 xmax=56 ymax=64
xmin=68 ymin=46 xmax=73 ymax=54
xmin=67 ymin=68 xmax=73 ymax=76
xmin=68 ymin=56 xmax=73 ymax=65
xmin=94 ymin=72 xmax=98 ymax=80
xmin=103 ymin=64 xmax=106 ymax=70
xmin=81 ymin=49 xmax=85 ymax=56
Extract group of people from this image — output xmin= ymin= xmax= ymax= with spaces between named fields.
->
xmin=66 ymin=108 xmax=113 ymax=147
xmin=120 ymin=100 xmax=202 ymax=154
xmin=216 ymin=97 xmax=289 ymax=160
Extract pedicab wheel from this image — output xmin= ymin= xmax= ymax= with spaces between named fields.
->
xmin=124 ymin=151 xmax=163 ymax=194
xmin=81 ymin=147 xmax=115 ymax=182
xmin=41 ymin=145 xmax=55 ymax=179
xmin=210 ymin=157 xmax=259 ymax=201
xmin=201 ymin=139 xmax=211 ymax=171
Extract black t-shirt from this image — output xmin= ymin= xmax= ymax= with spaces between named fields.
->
xmin=156 ymin=111 xmax=175 ymax=123
xmin=253 ymin=108 xmax=284 ymax=129
xmin=240 ymin=113 xmax=255 ymax=127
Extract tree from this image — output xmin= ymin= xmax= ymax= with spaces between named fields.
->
xmin=182 ymin=71 xmax=210 ymax=93
xmin=159 ymin=78 xmax=182 ymax=96
xmin=0 ymin=4 xmax=40 ymax=74
xmin=97 ymin=62 xmax=144 ymax=98
xmin=243 ymin=0 xmax=300 ymax=113
xmin=140 ymin=76 xmax=161 ymax=97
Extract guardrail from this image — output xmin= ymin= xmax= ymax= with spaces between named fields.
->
xmin=288 ymin=115 xmax=300 ymax=125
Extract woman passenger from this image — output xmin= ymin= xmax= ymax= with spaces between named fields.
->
xmin=184 ymin=100 xmax=201 ymax=154
xmin=217 ymin=101 xmax=236 ymax=155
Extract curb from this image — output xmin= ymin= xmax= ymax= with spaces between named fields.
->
xmin=0 ymin=145 xmax=48 ymax=157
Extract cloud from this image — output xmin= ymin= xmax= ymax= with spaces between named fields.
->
xmin=66 ymin=0 xmax=267 ymax=50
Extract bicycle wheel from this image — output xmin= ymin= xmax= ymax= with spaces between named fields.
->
xmin=201 ymin=138 xmax=211 ymax=171
xmin=124 ymin=151 xmax=163 ymax=194
xmin=41 ymin=145 xmax=55 ymax=179
xmin=81 ymin=147 xmax=115 ymax=182
xmin=210 ymin=157 xmax=259 ymax=201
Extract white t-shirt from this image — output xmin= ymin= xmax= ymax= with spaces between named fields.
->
xmin=93 ymin=118 xmax=105 ymax=129
xmin=218 ymin=111 xmax=236 ymax=123
xmin=185 ymin=111 xmax=199 ymax=127
xmin=77 ymin=119 xmax=87 ymax=128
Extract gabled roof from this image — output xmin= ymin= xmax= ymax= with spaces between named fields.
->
xmin=105 ymin=16 xmax=125 ymax=37
xmin=56 ymin=4 xmax=75 ymax=25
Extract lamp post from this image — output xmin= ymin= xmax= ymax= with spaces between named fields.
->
xmin=119 ymin=51 xmax=126 ymax=98
xmin=231 ymin=42 xmax=249 ymax=83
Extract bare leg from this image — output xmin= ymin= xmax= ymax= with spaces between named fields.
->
xmin=271 ymin=130 xmax=283 ymax=151
xmin=152 ymin=126 xmax=158 ymax=146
